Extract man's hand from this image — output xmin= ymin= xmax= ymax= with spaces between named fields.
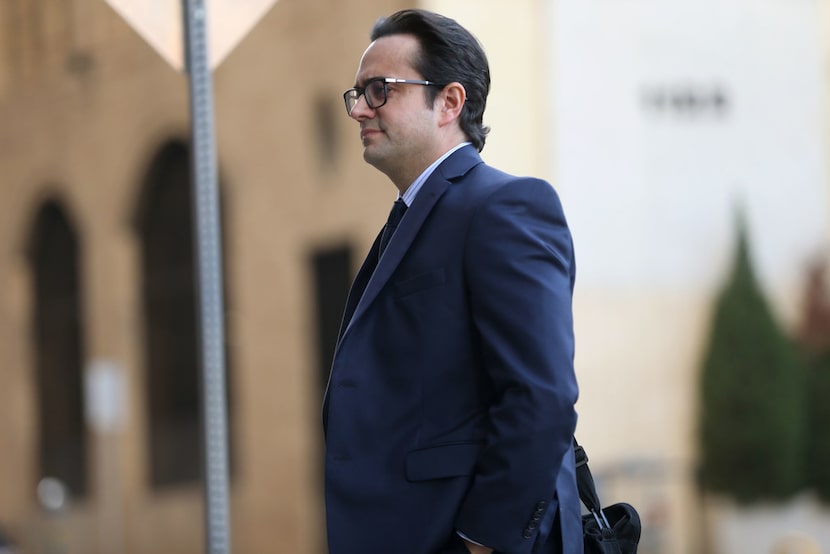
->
xmin=463 ymin=539 xmax=494 ymax=554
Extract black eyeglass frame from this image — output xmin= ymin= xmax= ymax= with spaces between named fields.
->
xmin=343 ymin=77 xmax=446 ymax=115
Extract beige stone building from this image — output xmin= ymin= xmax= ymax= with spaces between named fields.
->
xmin=0 ymin=0 xmax=413 ymax=552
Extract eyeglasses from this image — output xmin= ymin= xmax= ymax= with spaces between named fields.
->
xmin=343 ymin=77 xmax=445 ymax=116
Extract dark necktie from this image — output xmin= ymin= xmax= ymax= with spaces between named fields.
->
xmin=378 ymin=198 xmax=407 ymax=260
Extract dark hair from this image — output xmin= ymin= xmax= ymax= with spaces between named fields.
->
xmin=371 ymin=9 xmax=491 ymax=151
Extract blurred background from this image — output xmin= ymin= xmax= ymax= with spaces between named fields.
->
xmin=1 ymin=0 xmax=829 ymax=552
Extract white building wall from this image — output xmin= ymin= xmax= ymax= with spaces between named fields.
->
xmin=554 ymin=1 xmax=829 ymax=551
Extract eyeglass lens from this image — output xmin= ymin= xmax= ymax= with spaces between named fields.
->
xmin=365 ymin=80 xmax=387 ymax=108
xmin=345 ymin=79 xmax=388 ymax=115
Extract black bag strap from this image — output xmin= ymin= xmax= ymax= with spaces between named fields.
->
xmin=573 ymin=437 xmax=612 ymax=530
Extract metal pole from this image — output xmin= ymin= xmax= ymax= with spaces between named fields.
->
xmin=182 ymin=1 xmax=232 ymax=553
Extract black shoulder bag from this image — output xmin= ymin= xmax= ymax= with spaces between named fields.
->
xmin=574 ymin=439 xmax=641 ymax=554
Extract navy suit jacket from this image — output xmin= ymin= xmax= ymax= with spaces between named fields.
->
xmin=323 ymin=146 xmax=582 ymax=554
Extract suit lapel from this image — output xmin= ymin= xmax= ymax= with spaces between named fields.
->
xmin=339 ymin=146 xmax=483 ymax=342
xmin=337 ymin=231 xmax=381 ymax=342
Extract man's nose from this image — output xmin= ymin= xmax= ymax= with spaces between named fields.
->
xmin=349 ymin=94 xmax=374 ymax=120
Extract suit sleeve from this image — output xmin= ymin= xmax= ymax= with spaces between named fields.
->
xmin=455 ymin=178 xmax=579 ymax=553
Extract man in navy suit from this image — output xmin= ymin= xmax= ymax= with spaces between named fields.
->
xmin=324 ymin=9 xmax=582 ymax=554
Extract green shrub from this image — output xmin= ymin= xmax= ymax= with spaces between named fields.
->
xmin=699 ymin=217 xmax=805 ymax=502
xmin=804 ymin=351 xmax=830 ymax=501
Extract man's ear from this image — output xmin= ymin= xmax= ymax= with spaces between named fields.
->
xmin=437 ymin=82 xmax=466 ymax=127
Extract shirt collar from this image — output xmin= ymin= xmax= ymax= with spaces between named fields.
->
xmin=400 ymin=142 xmax=471 ymax=207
